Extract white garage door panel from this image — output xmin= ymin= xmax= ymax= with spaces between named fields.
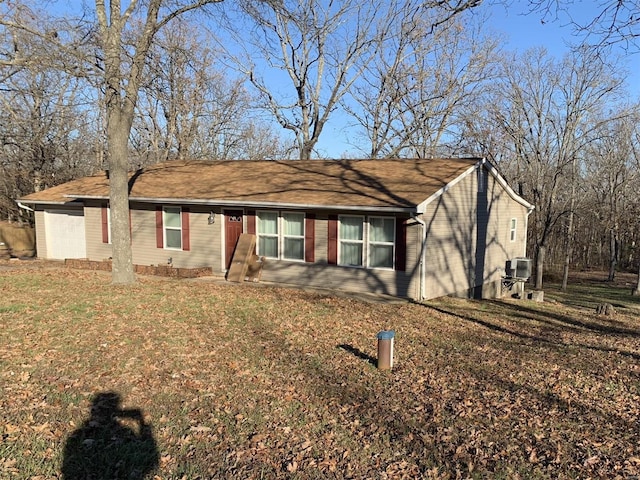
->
xmin=44 ymin=209 xmax=87 ymax=259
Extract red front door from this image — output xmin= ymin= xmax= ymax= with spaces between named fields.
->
xmin=225 ymin=210 xmax=243 ymax=269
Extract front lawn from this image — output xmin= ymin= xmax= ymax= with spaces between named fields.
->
xmin=1 ymin=265 xmax=638 ymax=479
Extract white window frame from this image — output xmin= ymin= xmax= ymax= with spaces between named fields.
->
xmin=509 ymin=218 xmax=517 ymax=242
xmin=338 ymin=215 xmax=365 ymax=268
xmin=337 ymin=215 xmax=397 ymax=270
xmin=368 ymin=216 xmax=395 ymax=270
xmin=163 ymin=206 xmax=182 ymax=250
xmin=256 ymin=211 xmax=306 ymax=262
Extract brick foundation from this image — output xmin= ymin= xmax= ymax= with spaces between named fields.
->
xmin=64 ymin=259 xmax=212 ymax=278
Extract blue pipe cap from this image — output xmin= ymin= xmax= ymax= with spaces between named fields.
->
xmin=377 ymin=330 xmax=395 ymax=340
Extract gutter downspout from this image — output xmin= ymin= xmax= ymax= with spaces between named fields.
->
xmin=412 ymin=212 xmax=427 ymax=301
xmin=524 ymin=204 xmax=535 ymax=257
xmin=17 ymin=202 xmax=34 ymax=212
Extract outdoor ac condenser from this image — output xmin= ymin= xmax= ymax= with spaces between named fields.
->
xmin=506 ymin=257 xmax=532 ymax=280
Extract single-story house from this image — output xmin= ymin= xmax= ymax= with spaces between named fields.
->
xmin=18 ymin=157 xmax=534 ymax=301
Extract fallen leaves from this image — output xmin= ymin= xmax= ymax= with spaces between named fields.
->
xmin=0 ymin=267 xmax=639 ymax=478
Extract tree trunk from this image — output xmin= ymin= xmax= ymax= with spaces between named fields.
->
xmin=535 ymin=244 xmax=545 ymax=290
xmin=633 ymin=262 xmax=640 ymax=296
xmin=107 ymin=111 xmax=135 ymax=285
xmin=562 ymin=163 xmax=576 ymax=291
xmin=561 ymin=208 xmax=574 ymax=291
xmin=607 ymin=228 xmax=618 ymax=282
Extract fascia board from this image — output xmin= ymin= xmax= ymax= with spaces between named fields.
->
xmin=61 ymin=194 xmax=418 ymax=214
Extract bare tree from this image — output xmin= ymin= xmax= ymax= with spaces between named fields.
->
xmin=346 ymin=6 xmax=499 ymax=158
xmin=526 ymin=1 xmax=640 ymax=51
xmin=0 ymin=65 xmax=97 ymax=222
xmin=465 ymin=46 xmax=626 ymax=289
xmin=0 ymin=3 xmax=98 ymax=223
xmin=227 ymin=0 xmax=483 ymax=160
xmin=133 ymin=20 xmax=283 ymax=163
xmin=584 ymin=109 xmax=640 ymax=282
xmin=94 ymin=0 xmax=222 ymax=284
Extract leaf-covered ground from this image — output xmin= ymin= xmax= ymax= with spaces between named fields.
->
xmin=1 ymin=263 xmax=639 ymax=479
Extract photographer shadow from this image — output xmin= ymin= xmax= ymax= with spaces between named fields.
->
xmin=62 ymin=391 xmax=159 ymax=479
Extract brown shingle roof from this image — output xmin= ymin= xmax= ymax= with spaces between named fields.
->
xmin=20 ymin=158 xmax=480 ymax=210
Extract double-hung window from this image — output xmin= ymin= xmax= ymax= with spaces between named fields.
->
xmin=509 ymin=218 xmax=517 ymax=242
xmin=369 ymin=217 xmax=395 ymax=269
xmin=257 ymin=211 xmax=279 ymax=258
xmin=257 ymin=211 xmax=305 ymax=261
xmin=163 ymin=206 xmax=182 ymax=249
xmin=337 ymin=215 xmax=395 ymax=269
xmin=339 ymin=215 xmax=364 ymax=267
xmin=282 ymin=213 xmax=305 ymax=260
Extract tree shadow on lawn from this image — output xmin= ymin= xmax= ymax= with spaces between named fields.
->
xmin=242 ymin=316 xmax=639 ymax=478
xmin=428 ymin=304 xmax=640 ymax=361
xmin=487 ymin=300 xmax=640 ymax=338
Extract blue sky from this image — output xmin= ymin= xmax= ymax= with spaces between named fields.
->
xmin=38 ymin=1 xmax=638 ymax=159
xmin=316 ymin=1 xmax=638 ymax=157
xmin=486 ymin=2 xmax=637 ymax=90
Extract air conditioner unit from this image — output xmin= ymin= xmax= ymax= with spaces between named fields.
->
xmin=506 ymin=257 xmax=532 ymax=280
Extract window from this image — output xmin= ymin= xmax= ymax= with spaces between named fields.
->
xmin=164 ymin=206 xmax=182 ymax=249
xmin=369 ymin=217 xmax=395 ymax=269
xmin=339 ymin=216 xmax=364 ymax=267
xmin=256 ymin=211 xmax=306 ymax=261
xmin=334 ymin=215 xmax=397 ymax=269
xmin=282 ymin=213 xmax=304 ymax=260
xmin=257 ymin=211 xmax=279 ymax=258
xmin=510 ymin=218 xmax=517 ymax=242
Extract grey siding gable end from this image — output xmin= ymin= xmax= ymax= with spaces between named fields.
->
xmin=417 ymin=159 xmax=534 ymax=214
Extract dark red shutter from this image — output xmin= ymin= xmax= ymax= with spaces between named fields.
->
xmin=305 ymin=214 xmax=315 ymax=263
xmin=246 ymin=210 xmax=256 ymax=234
xmin=182 ymin=208 xmax=190 ymax=251
xmin=155 ymin=206 xmax=163 ymax=248
xmin=328 ymin=215 xmax=338 ymax=265
xmin=395 ymin=218 xmax=407 ymax=271
xmin=101 ymin=206 xmax=109 ymax=243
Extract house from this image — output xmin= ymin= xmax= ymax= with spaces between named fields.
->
xmin=17 ymin=157 xmax=534 ymax=301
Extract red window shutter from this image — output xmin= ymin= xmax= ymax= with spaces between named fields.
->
xmin=182 ymin=208 xmax=190 ymax=251
xmin=155 ymin=206 xmax=163 ymax=248
xmin=101 ymin=206 xmax=109 ymax=243
xmin=246 ymin=210 xmax=256 ymax=234
xmin=305 ymin=214 xmax=315 ymax=263
xmin=395 ymin=218 xmax=407 ymax=271
xmin=328 ymin=215 xmax=338 ymax=265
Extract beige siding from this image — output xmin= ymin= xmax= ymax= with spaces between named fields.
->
xmin=84 ymin=202 xmax=222 ymax=269
xmin=34 ymin=208 xmax=47 ymax=259
xmin=314 ymin=214 xmax=329 ymax=263
xmin=85 ymin=201 xmax=113 ymax=261
xmin=130 ymin=204 xmax=220 ymax=269
xmin=423 ymin=167 xmax=529 ymax=299
xmin=405 ymin=220 xmax=422 ymax=300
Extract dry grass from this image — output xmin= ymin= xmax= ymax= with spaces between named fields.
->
xmin=1 ymin=263 xmax=639 ymax=479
